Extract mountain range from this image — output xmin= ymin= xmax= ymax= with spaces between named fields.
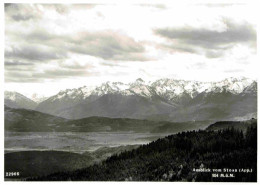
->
xmin=5 ymin=77 xmax=257 ymax=122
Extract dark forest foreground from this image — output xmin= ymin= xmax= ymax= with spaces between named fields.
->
xmin=27 ymin=120 xmax=257 ymax=182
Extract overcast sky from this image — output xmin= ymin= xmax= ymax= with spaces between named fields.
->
xmin=4 ymin=3 xmax=257 ymax=97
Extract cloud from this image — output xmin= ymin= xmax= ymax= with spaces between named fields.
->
xmin=191 ymin=62 xmax=208 ymax=70
xmin=202 ymin=4 xmax=236 ymax=8
xmin=139 ymin=4 xmax=167 ymax=9
xmin=5 ymin=4 xmax=150 ymax=62
xmin=4 ymin=3 xmax=12 ymax=8
xmin=205 ymin=50 xmax=226 ymax=58
xmin=5 ymin=4 xmax=42 ymax=21
xmin=158 ymin=44 xmax=196 ymax=54
xmin=4 ymin=70 xmax=39 ymax=83
xmin=68 ymin=31 xmax=147 ymax=61
xmin=32 ymin=69 xmax=93 ymax=79
xmin=52 ymin=4 xmax=70 ymax=14
xmin=4 ymin=3 xmax=257 ymax=90
xmin=5 ymin=44 xmax=67 ymax=61
xmin=5 ymin=65 xmax=96 ymax=83
xmin=24 ymin=29 xmax=55 ymax=41
xmin=154 ymin=19 xmax=256 ymax=58
xmin=5 ymin=60 xmax=34 ymax=66
xmin=5 ymin=53 xmax=99 ymax=83
xmin=20 ymin=29 xmax=149 ymax=61
xmin=11 ymin=14 xmax=35 ymax=21
xmin=58 ymin=59 xmax=95 ymax=70
xmin=224 ymin=69 xmax=244 ymax=73
xmin=71 ymin=4 xmax=97 ymax=10
xmin=5 ymin=77 xmax=41 ymax=83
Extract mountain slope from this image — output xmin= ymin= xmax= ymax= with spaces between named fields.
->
xmin=5 ymin=91 xmax=37 ymax=110
xmin=56 ymin=94 xmax=175 ymax=120
xmin=4 ymin=106 xmax=68 ymax=132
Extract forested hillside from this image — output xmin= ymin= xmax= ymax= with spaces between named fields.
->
xmin=206 ymin=118 xmax=256 ymax=133
xmin=5 ymin=106 xmax=210 ymax=132
xmin=29 ymin=123 xmax=257 ymax=182
xmin=5 ymin=145 xmax=140 ymax=179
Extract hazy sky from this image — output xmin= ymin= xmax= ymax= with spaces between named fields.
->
xmin=4 ymin=3 xmax=257 ymax=97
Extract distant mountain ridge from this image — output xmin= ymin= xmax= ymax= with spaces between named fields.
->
xmin=4 ymin=91 xmax=37 ymax=110
xmin=34 ymin=77 xmax=256 ymax=121
xmin=4 ymin=106 xmax=67 ymax=132
xmin=4 ymin=106 xmax=211 ymax=132
xmin=5 ymin=77 xmax=257 ymax=122
xmin=38 ymin=77 xmax=257 ymax=103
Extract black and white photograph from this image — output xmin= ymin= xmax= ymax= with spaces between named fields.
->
xmin=3 ymin=1 xmax=258 ymax=182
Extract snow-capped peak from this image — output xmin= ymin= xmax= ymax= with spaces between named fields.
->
xmin=31 ymin=93 xmax=48 ymax=103
xmin=41 ymin=77 xmax=256 ymax=103
xmin=212 ymin=77 xmax=254 ymax=94
xmin=91 ymin=82 xmax=129 ymax=96
xmin=50 ymin=85 xmax=96 ymax=101
xmin=80 ymin=86 xmax=96 ymax=98
xmin=5 ymin=91 xmax=32 ymax=102
xmin=150 ymin=77 xmax=256 ymax=99
xmin=4 ymin=91 xmax=37 ymax=110
xmin=5 ymin=91 xmax=19 ymax=101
